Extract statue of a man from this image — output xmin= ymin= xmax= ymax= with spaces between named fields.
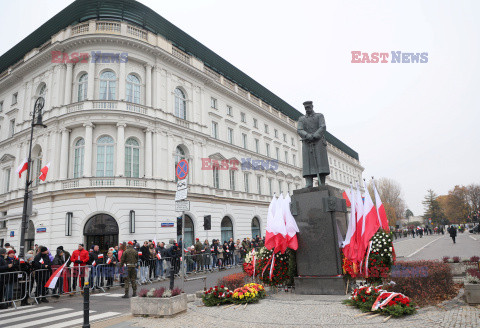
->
xmin=297 ymin=101 xmax=330 ymax=187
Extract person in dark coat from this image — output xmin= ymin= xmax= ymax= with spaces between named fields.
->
xmin=139 ymin=241 xmax=150 ymax=284
xmin=33 ymin=246 xmax=52 ymax=302
xmin=449 ymin=226 xmax=457 ymax=244
xmin=0 ymin=248 xmax=8 ymax=309
xmin=19 ymin=253 xmax=34 ymax=306
xmin=52 ymin=249 xmax=66 ymax=297
xmin=4 ymin=250 xmax=19 ymax=307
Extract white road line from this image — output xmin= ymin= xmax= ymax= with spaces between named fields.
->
xmin=0 ymin=305 xmax=35 ymax=314
xmin=8 ymin=310 xmax=96 ymax=328
xmin=1 ymin=308 xmax=73 ymax=325
xmin=91 ymin=293 xmax=123 ymax=297
xmin=469 ymin=235 xmax=477 ymax=241
xmin=48 ymin=312 xmax=121 ymax=328
xmin=406 ymin=236 xmax=444 ymax=258
xmin=0 ymin=305 xmax=53 ymax=318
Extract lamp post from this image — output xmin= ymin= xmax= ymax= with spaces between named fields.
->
xmin=18 ymin=96 xmax=46 ymax=259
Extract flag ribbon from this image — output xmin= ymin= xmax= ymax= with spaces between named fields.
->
xmin=364 ymin=241 xmax=373 ymax=278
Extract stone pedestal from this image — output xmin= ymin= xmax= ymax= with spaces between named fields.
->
xmin=291 ymin=185 xmax=348 ymax=295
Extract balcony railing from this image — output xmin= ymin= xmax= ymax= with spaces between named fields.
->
xmin=90 ymin=178 xmax=115 ymax=187
xmin=126 ymin=103 xmax=147 ymax=115
xmin=172 ymin=47 xmax=190 ymax=64
xmin=126 ymin=179 xmax=146 ymax=187
xmin=96 ymin=22 xmax=121 ymax=33
xmin=62 ymin=180 xmax=79 ymax=189
xmin=175 ymin=117 xmax=190 ymax=128
xmin=93 ymin=101 xmax=117 ymax=110
xmin=72 ymin=23 xmax=90 ymax=35
xmin=127 ymin=26 xmax=147 ymax=40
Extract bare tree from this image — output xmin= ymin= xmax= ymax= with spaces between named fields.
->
xmin=368 ymin=177 xmax=406 ymax=226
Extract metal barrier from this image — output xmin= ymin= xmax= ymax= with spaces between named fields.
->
xmin=93 ymin=263 xmax=123 ymax=290
xmin=0 ymin=271 xmax=28 ymax=309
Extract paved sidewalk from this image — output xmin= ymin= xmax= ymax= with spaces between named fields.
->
xmin=96 ymin=291 xmax=480 ymax=328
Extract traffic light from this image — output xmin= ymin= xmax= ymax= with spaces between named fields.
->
xmin=176 ymin=216 xmax=182 ymax=236
xmin=204 ymin=215 xmax=211 ymax=230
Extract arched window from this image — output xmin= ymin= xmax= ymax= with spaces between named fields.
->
xmin=38 ymin=83 xmax=47 ymax=97
xmin=32 ymin=147 xmax=42 ymax=187
xmin=174 ymin=88 xmax=186 ymax=119
xmin=99 ymin=71 xmax=116 ymax=100
xmin=177 ymin=215 xmax=195 ymax=248
xmin=221 ymin=216 xmax=233 ymax=243
xmin=96 ymin=136 xmax=114 ymax=177
xmin=125 ymin=138 xmax=139 ymax=178
xmin=251 ymin=217 xmax=261 ymax=238
xmin=174 ymin=146 xmax=186 ymax=182
xmin=74 ymin=138 xmax=85 ymax=178
xmin=126 ymin=74 xmax=141 ymax=104
xmin=78 ymin=73 xmax=88 ymax=101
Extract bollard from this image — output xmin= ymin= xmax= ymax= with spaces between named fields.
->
xmin=83 ymin=281 xmax=90 ymax=328
xmin=169 ymin=266 xmax=175 ymax=290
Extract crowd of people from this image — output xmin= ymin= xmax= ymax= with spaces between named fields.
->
xmin=0 ymin=235 xmax=264 ymax=308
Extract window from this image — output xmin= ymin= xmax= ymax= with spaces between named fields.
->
xmin=283 ymin=133 xmax=287 ymax=142
xmin=126 ymin=74 xmax=141 ymax=104
xmin=212 ymin=122 xmax=218 ymax=139
xmin=275 ymin=147 xmax=280 ymax=160
xmin=244 ymin=173 xmax=249 ymax=193
xmin=174 ymin=88 xmax=186 ymax=119
xmin=268 ymin=178 xmax=273 ymax=196
xmin=292 ymin=154 xmax=296 ymax=166
xmin=274 ymin=129 xmax=278 ymax=138
xmin=32 ymin=149 xmax=42 ymax=187
xmin=226 ymin=105 xmax=232 ymax=116
xmin=125 ymin=138 xmax=140 ymax=178
xmin=211 ymin=97 xmax=217 ymax=109
xmin=287 ymin=183 xmax=291 ymax=194
xmin=264 ymin=124 xmax=269 ymax=133
xmin=78 ymin=74 xmax=88 ymax=101
xmin=38 ymin=84 xmax=46 ymax=98
xmin=251 ymin=217 xmax=261 ymax=238
xmin=285 ymin=151 xmax=288 ymax=164
xmin=0 ymin=101 xmax=3 ymax=112
xmin=174 ymin=146 xmax=186 ymax=182
xmin=73 ymin=138 xmax=85 ymax=178
xmin=227 ymin=128 xmax=234 ymax=144
xmin=291 ymin=137 xmax=294 ymax=146
xmin=99 ymin=71 xmax=116 ymax=100
xmin=229 ymin=170 xmax=236 ymax=190
xmin=241 ymin=112 xmax=246 ymax=123
xmin=96 ymin=136 xmax=114 ymax=177
xmin=257 ymin=176 xmax=262 ymax=194
xmin=9 ymin=119 xmax=15 ymax=137
xmin=4 ymin=168 xmax=11 ymax=192
xmin=266 ymin=144 xmax=270 ymax=157
xmin=11 ymin=92 xmax=18 ymax=105
xmin=242 ymin=133 xmax=247 ymax=149
xmin=213 ymin=166 xmax=219 ymax=188
xmin=278 ymin=180 xmax=282 ymax=194
xmin=255 ymin=139 xmax=259 ymax=153
xmin=253 ymin=118 xmax=258 ymax=128
xmin=221 ymin=216 xmax=233 ymax=244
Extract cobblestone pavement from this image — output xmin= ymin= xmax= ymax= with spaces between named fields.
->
xmin=115 ymin=292 xmax=479 ymax=328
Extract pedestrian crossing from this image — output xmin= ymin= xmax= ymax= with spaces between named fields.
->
xmin=91 ymin=292 xmax=124 ymax=297
xmin=0 ymin=305 xmax=121 ymax=328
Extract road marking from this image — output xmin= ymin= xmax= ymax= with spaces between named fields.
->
xmin=8 ymin=310 xmax=96 ymax=328
xmin=0 ymin=305 xmax=53 ymax=318
xmin=91 ymin=293 xmax=124 ymax=297
xmin=48 ymin=312 xmax=121 ymax=328
xmin=406 ymin=236 xmax=444 ymax=258
xmin=469 ymin=235 xmax=477 ymax=241
xmin=1 ymin=308 xmax=72 ymax=325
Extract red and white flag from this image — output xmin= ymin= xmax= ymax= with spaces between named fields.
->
xmin=362 ymin=180 xmax=380 ymax=248
xmin=39 ymin=258 xmax=44 ymax=264
xmin=45 ymin=259 xmax=69 ymax=289
xmin=98 ymin=254 xmax=104 ymax=259
xmin=156 ymin=253 xmax=161 ymax=260
xmin=342 ymin=190 xmax=351 ymax=207
xmin=284 ymin=193 xmax=299 ymax=250
xmin=354 ymin=183 xmax=365 ymax=263
xmin=372 ymin=180 xmax=390 ymax=232
xmin=92 ymin=260 xmax=96 ymax=266
xmin=265 ymin=195 xmax=287 ymax=254
xmin=38 ymin=163 xmax=50 ymax=181
xmin=106 ymin=258 xmax=112 ymax=264
xmin=138 ymin=251 xmax=143 ymax=256
xmin=20 ymin=258 xmax=25 ymax=264
xmin=16 ymin=158 xmax=28 ymax=178
xmin=342 ymin=185 xmax=357 ymax=261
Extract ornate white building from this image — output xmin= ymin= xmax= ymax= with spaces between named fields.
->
xmin=0 ymin=0 xmax=363 ymax=252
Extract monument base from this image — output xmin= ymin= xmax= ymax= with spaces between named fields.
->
xmin=294 ymin=276 xmax=346 ymax=295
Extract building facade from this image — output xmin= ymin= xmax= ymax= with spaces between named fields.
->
xmin=0 ymin=0 xmax=363 ymax=252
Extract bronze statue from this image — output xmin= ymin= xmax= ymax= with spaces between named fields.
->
xmin=297 ymin=101 xmax=330 ymax=187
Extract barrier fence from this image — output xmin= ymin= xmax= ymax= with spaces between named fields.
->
xmin=0 ymin=271 xmax=28 ymax=309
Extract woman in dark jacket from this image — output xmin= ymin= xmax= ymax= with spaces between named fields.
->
xmin=52 ymin=249 xmax=66 ymax=297
xmin=5 ymin=250 xmax=19 ymax=307
xmin=33 ymin=246 xmax=53 ymax=303
xmin=19 ymin=253 xmax=35 ymax=306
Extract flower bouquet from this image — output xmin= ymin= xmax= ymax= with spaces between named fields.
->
xmin=202 ymin=285 xmax=233 ymax=306
xmin=231 ymin=285 xmax=261 ymax=304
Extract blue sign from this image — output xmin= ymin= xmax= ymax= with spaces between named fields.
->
xmin=175 ymin=160 xmax=188 ymax=180
xmin=161 ymin=222 xmax=174 ymax=228
xmin=10 ymin=231 xmax=14 ymax=237
xmin=36 ymin=227 xmax=47 ymax=233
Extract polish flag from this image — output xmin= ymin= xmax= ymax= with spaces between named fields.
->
xmin=283 ymin=193 xmax=299 ymax=250
xmin=152 ymin=238 xmax=157 ymax=247
xmin=354 ymin=183 xmax=365 ymax=263
xmin=156 ymin=253 xmax=162 ymax=260
xmin=45 ymin=259 xmax=69 ymax=289
xmin=38 ymin=163 xmax=50 ymax=181
xmin=39 ymin=258 xmax=44 ymax=264
xmin=98 ymin=254 xmax=104 ymax=259
xmin=92 ymin=260 xmax=96 ymax=266
xmin=264 ymin=196 xmax=278 ymax=250
xmin=106 ymin=258 xmax=112 ymax=264
xmin=16 ymin=158 xmax=28 ymax=178
xmin=342 ymin=191 xmax=351 ymax=207
xmin=373 ymin=180 xmax=390 ymax=232
xmin=362 ymin=180 xmax=380 ymax=248
xmin=271 ymin=195 xmax=288 ymax=253
xmin=20 ymin=258 xmax=25 ymax=264
xmin=342 ymin=185 xmax=357 ymax=260
xmin=138 ymin=251 xmax=143 ymax=256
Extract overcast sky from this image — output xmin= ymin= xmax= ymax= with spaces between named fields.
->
xmin=1 ymin=0 xmax=479 ymax=216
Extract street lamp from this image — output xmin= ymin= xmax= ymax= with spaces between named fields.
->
xmin=18 ymin=96 xmax=46 ymax=259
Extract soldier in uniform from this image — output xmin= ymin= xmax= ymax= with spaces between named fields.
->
xmin=120 ymin=241 xmax=138 ymax=298
xmin=297 ymin=101 xmax=330 ymax=187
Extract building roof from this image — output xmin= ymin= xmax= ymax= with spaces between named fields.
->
xmin=0 ymin=0 xmax=359 ymax=160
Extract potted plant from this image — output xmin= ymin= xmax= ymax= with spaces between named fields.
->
xmin=464 ymin=268 xmax=480 ymax=304
xmin=445 ymin=256 xmax=465 ymax=276
xmin=131 ymin=287 xmax=187 ymax=317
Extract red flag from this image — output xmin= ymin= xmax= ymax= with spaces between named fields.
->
xmin=156 ymin=253 xmax=161 ymax=260
xmin=106 ymin=258 xmax=112 ymax=264
xmin=342 ymin=191 xmax=351 ymax=207
xmin=38 ymin=163 xmax=50 ymax=181
xmin=362 ymin=180 xmax=380 ymax=248
xmin=45 ymin=259 xmax=69 ymax=289
xmin=16 ymin=158 xmax=28 ymax=178
xmin=354 ymin=183 xmax=365 ymax=263
xmin=373 ymin=180 xmax=390 ymax=232
xmin=138 ymin=251 xmax=143 ymax=256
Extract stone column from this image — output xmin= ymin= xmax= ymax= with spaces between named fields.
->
xmin=166 ymin=132 xmax=174 ymax=181
xmin=59 ymin=128 xmax=71 ymax=180
xmin=47 ymin=67 xmax=54 ymax=108
xmin=152 ymin=66 xmax=160 ymax=108
xmin=144 ymin=129 xmax=153 ymax=178
xmin=119 ymin=61 xmax=126 ymax=101
xmin=83 ymin=123 xmax=94 ymax=177
xmin=116 ymin=123 xmax=126 ymax=176
xmin=153 ymin=130 xmax=161 ymax=178
xmin=53 ymin=65 xmax=63 ymax=107
xmin=64 ymin=63 xmax=73 ymax=105
xmin=145 ymin=64 xmax=152 ymax=107
xmin=87 ymin=60 xmax=95 ymax=100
